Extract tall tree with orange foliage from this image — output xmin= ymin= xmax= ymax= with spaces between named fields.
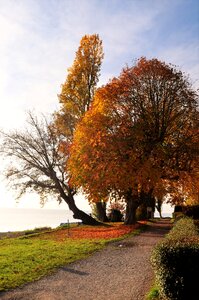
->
xmin=54 ymin=34 xmax=104 ymax=139
xmin=69 ymin=58 xmax=199 ymax=224
xmin=53 ymin=34 xmax=106 ymax=223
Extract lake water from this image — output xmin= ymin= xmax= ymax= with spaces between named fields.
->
xmin=154 ymin=211 xmax=172 ymax=218
xmin=0 ymin=207 xmax=172 ymax=233
xmin=0 ymin=208 xmax=86 ymax=232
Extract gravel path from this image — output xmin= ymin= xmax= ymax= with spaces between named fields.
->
xmin=0 ymin=219 xmax=171 ymax=300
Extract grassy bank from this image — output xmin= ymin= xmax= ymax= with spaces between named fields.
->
xmin=0 ymin=236 xmax=106 ymax=291
xmin=0 ymin=223 xmax=145 ymax=292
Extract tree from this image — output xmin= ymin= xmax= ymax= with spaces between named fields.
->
xmin=54 ymin=34 xmax=107 ymax=221
xmin=155 ymin=197 xmax=163 ymax=218
xmin=54 ymin=34 xmax=104 ymax=138
xmin=69 ymin=58 xmax=199 ymax=224
xmin=90 ymin=201 xmax=108 ymax=222
xmin=0 ymin=113 xmax=100 ymax=225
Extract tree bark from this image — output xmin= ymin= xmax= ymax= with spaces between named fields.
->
xmin=65 ymin=193 xmax=102 ymax=225
xmin=158 ymin=210 xmax=162 ymax=218
xmin=156 ymin=198 xmax=163 ymax=218
xmin=124 ymin=190 xmax=139 ymax=225
xmin=140 ymin=190 xmax=155 ymax=219
xmin=51 ymin=171 xmax=102 ymax=225
xmin=136 ymin=204 xmax=148 ymax=220
xmin=95 ymin=201 xmax=109 ymax=222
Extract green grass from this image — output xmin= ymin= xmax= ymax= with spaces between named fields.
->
xmin=0 ymin=235 xmax=106 ymax=292
xmin=0 ymin=224 xmax=146 ymax=292
xmin=23 ymin=226 xmax=52 ymax=235
xmin=145 ymin=286 xmax=160 ymax=300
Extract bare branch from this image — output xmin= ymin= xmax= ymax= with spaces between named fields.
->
xmin=0 ymin=113 xmax=72 ymax=206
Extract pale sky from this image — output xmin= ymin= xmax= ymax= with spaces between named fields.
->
xmin=0 ymin=0 xmax=198 ymax=212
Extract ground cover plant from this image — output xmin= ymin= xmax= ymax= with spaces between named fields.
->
xmin=0 ymin=222 xmax=145 ymax=292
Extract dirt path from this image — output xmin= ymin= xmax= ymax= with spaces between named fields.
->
xmin=0 ymin=219 xmax=171 ymax=300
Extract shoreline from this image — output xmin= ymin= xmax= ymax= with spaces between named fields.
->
xmin=0 ymin=218 xmax=171 ymax=240
xmin=0 ymin=222 xmax=81 ymax=239
xmin=0 ymin=207 xmax=87 ymax=233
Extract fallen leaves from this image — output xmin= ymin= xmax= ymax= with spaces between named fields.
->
xmin=41 ymin=222 xmax=146 ymax=242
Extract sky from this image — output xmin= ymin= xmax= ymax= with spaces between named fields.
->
xmin=0 ymin=0 xmax=198 ymax=212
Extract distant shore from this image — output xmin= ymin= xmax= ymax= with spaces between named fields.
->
xmin=0 ymin=222 xmax=82 ymax=240
xmin=0 ymin=231 xmax=22 ymax=239
xmin=0 ymin=207 xmax=83 ymax=233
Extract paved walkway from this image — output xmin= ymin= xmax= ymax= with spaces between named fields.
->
xmin=0 ymin=219 xmax=171 ymax=300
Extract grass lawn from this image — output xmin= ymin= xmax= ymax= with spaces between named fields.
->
xmin=0 ymin=222 xmax=145 ymax=291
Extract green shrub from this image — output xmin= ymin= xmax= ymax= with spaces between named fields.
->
xmin=151 ymin=218 xmax=199 ymax=300
xmin=172 ymin=212 xmax=184 ymax=223
xmin=145 ymin=286 xmax=159 ymax=300
xmin=168 ymin=217 xmax=198 ymax=238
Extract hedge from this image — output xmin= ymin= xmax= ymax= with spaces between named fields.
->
xmin=184 ymin=205 xmax=199 ymax=219
xmin=173 ymin=205 xmax=199 ymax=219
xmin=151 ymin=218 xmax=199 ymax=300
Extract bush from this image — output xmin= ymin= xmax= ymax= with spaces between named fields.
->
xmin=174 ymin=205 xmax=183 ymax=213
xmin=168 ymin=217 xmax=197 ymax=238
xmin=107 ymin=200 xmax=125 ymax=222
xmin=173 ymin=205 xmax=199 ymax=221
xmin=109 ymin=209 xmax=123 ymax=222
xmin=183 ymin=205 xmax=199 ymax=219
xmin=151 ymin=218 xmax=199 ymax=300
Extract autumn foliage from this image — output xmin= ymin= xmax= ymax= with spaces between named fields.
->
xmin=1 ymin=34 xmax=104 ymax=226
xmin=54 ymin=34 xmax=104 ymax=138
xmin=68 ymin=58 xmax=199 ymax=223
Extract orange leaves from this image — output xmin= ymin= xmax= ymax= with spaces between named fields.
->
xmin=58 ymin=141 xmax=70 ymax=156
xmin=70 ymin=225 xmax=137 ymax=239
xmin=69 ymin=57 xmax=199 ymax=206
xmin=43 ymin=223 xmax=145 ymax=242
xmin=54 ymin=34 xmax=104 ymax=138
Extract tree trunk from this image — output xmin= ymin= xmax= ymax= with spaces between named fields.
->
xmin=124 ymin=190 xmax=139 ymax=225
xmin=136 ymin=204 xmax=147 ymax=220
xmin=158 ymin=210 xmax=162 ymax=218
xmin=52 ymin=172 xmax=102 ymax=225
xmin=140 ymin=190 xmax=155 ymax=219
xmin=95 ymin=201 xmax=109 ymax=222
xmin=156 ymin=206 xmax=162 ymax=218
xmin=66 ymin=194 xmax=101 ymax=225
xmin=156 ymin=198 xmax=163 ymax=218
xmin=71 ymin=206 xmax=101 ymax=225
